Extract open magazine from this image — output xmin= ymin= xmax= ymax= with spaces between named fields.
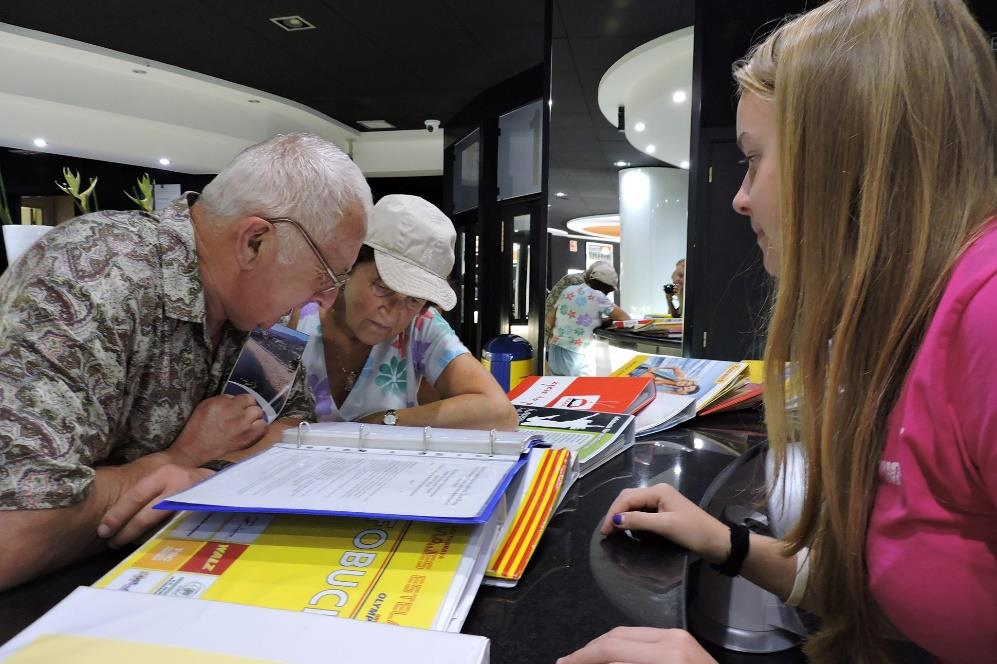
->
xmin=222 ymin=324 xmax=308 ymax=423
xmin=612 ymin=355 xmax=748 ymax=436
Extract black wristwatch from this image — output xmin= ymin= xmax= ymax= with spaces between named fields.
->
xmin=382 ymin=409 xmax=398 ymax=426
xmin=198 ymin=459 xmax=235 ymax=473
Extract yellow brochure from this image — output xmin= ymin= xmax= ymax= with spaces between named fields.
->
xmin=94 ymin=511 xmax=473 ymax=630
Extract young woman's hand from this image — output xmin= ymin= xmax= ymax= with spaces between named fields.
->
xmin=558 ymin=627 xmax=717 ymax=664
xmin=600 ymin=483 xmax=731 ymax=564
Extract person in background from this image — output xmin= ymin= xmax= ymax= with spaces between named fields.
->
xmin=664 ymin=258 xmax=685 ymax=318
xmin=302 ymin=194 xmax=518 ymax=431
xmin=547 ymin=261 xmax=629 ymax=376
xmin=560 ymin=0 xmax=997 ymax=662
xmin=0 ymin=133 xmax=371 ymax=588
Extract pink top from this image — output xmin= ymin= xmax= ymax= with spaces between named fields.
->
xmin=867 ymin=220 xmax=997 ymax=662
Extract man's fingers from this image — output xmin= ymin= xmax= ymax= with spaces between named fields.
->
xmin=109 ymin=504 xmax=172 ymax=549
xmin=98 ymin=475 xmax=166 ymax=539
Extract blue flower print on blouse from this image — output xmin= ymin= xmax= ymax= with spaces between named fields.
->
xmin=375 ymin=356 xmax=408 ymax=395
xmin=412 ymin=340 xmax=432 ymax=375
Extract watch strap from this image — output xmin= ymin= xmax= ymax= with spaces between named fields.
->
xmin=198 ymin=459 xmax=235 ymax=472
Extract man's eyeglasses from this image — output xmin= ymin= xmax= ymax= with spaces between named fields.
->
xmin=370 ymin=279 xmax=425 ymax=311
xmin=267 ymin=217 xmax=350 ymax=294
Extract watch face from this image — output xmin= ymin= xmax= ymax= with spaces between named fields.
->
xmin=383 ymin=410 xmax=398 ymax=425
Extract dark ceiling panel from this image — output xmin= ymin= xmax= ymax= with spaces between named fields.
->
xmin=0 ymin=0 xmax=544 ymax=130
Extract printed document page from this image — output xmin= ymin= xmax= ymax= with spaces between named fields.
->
xmin=160 ymin=445 xmax=519 ymax=521
xmin=0 ymin=587 xmax=489 ymax=664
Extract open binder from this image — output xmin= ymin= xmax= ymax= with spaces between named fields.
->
xmin=158 ymin=422 xmax=541 ymax=524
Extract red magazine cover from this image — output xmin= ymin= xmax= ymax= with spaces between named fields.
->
xmin=507 ymin=375 xmax=656 ymax=415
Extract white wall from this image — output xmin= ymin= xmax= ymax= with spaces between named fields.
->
xmin=618 ymin=167 xmax=688 ymax=317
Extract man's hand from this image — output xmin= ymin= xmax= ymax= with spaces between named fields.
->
xmin=167 ymin=394 xmax=265 ymax=467
xmin=97 ymin=463 xmax=213 ymax=548
xmin=557 ymin=627 xmax=717 ymax=664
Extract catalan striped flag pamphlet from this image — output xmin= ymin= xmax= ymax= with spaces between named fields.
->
xmin=94 ymin=508 xmax=501 ymax=633
xmin=485 ymin=447 xmax=571 ymax=586
xmin=0 ymin=587 xmax=489 ymax=664
xmin=157 ymin=422 xmax=540 ymax=524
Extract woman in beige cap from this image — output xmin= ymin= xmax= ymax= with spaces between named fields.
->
xmin=300 ymin=194 xmax=518 ymax=430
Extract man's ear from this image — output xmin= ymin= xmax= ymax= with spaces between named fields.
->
xmin=233 ymin=217 xmax=273 ymax=271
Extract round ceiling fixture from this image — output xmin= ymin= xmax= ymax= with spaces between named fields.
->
xmin=158 ymin=157 xmax=171 ymax=166
xmin=634 ymin=122 xmax=646 ymax=132
xmin=33 ymin=138 xmax=47 ymax=148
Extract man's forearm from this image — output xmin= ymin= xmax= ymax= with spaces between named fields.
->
xmin=0 ymin=451 xmax=174 ymax=591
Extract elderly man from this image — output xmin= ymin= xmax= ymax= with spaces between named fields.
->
xmin=0 ymin=133 xmax=370 ymax=590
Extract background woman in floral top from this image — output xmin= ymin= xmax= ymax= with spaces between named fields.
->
xmin=547 ymin=261 xmax=629 ymax=376
xmin=301 ymin=194 xmax=518 ymax=430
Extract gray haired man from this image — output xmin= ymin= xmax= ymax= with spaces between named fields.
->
xmin=0 ymin=133 xmax=370 ymax=589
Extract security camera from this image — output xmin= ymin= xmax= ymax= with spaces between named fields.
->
xmin=425 ymin=119 xmax=441 ymax=133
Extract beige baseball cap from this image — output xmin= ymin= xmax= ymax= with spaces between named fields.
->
xmin=585 ymin=260 xmax=618 ymax=289
xmin=366 ymin=194 xmax=457 ymax=311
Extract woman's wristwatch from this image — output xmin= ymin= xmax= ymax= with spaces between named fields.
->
xmin=382 ymin=409 xmax=398 ymax=425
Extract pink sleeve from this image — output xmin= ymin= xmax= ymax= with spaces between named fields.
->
xmin=946 ymin=273 xmax=997 ymax=506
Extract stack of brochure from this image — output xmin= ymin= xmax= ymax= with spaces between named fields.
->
xmin=612 ymin=355 xmax=749 ymax=436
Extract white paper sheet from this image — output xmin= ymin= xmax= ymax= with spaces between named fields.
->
xmin=0 ymin=587 xmax=489 ymax=664
xmin=160 ymin=445 xmax=519 ymax=521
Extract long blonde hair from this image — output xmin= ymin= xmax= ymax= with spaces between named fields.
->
xmin=734 ymin=0 xmax=997 ymax=661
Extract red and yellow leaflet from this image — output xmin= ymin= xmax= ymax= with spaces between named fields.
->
xmin=486 ymin=448 xmax=570 ymax=580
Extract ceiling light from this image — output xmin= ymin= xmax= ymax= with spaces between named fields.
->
xmin=132 ymin=69 xmax=147 ymax=75
xmin=672 ymin=90 xmax=687 ymax=104
xmin=270 ymin=15 xmax=316 ymax=31
xmin=680 ymin=160 xmax=690 ymax=169
xmin=158 ymin=158 xmax=171 ymax=166
xmin=555 ymin=192 xmax=568 ymax=199
xmin=32 ymin=138 xmax=47 ymax=148
xmin=634 ymin=122 xmax=646 ymax=132
xmin=248 ymin=99 xmax=261 ymax=104
xmin=645 ymin=144 xmax=656 ymax=154
xmin=613 ymin=161 xmax=629 ymax=167
xmin=357 ymin=120 xmax=396 ymax=130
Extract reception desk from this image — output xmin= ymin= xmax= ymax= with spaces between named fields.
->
xmin=0 ymin=418 xmax=803 ymax=664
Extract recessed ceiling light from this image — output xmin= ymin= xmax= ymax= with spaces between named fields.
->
xmin=634 ymin=122 xmax=646 ymax=132
xmin=357 ymin=120 xmax=396 ymax=130
xmin=680 ymin=160 xmax=690 ymax=169
xmin=32 ymin=138 xmax=47 ymax=148
xmin=613 ymin=160 xmax=629 ymax=167
xmin=132 ymin=68 xmax=147 ymax=75
xmin=555 ymin=192 xmax=568 ymax=198
xmin=645 ymin=144 xmax=656 ymax=154
xmin=158 ymin=157 xmax=171 ymax=166
xmin=248 ymin=99 xmax=261 ymax=104
xmin=672 ymin=90 xmax=687 ymax=104
xmin=270 ymin=15 xmax=316 ymax=31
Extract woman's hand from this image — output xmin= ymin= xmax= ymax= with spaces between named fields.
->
xmin=557 ymin=627 xmax=717 ymax=664
xmin=600 ymin=483 xmax=731 ymax=564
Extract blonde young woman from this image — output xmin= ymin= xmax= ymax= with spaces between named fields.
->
xmin=559 ymin=1 xmax=997 ymax=663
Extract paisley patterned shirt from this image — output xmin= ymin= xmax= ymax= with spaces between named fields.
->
xmin=0 ymin=195 xmax=310 ymax=510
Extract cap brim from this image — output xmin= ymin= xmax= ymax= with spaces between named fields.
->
xmin=374 ymin=251 xmax=457 ymax=311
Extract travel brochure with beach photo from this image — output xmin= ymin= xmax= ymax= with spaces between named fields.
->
xmin=222 ymin=324 xmax=309 ymax=422
xmin=612 ymin=355 xmax=748 ymax=436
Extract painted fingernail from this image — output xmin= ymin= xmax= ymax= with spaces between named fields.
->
xmin=96 ymin=524 xmax=110 ymax=538
xmin=612 ymin=513 xmax=624 ymax=526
